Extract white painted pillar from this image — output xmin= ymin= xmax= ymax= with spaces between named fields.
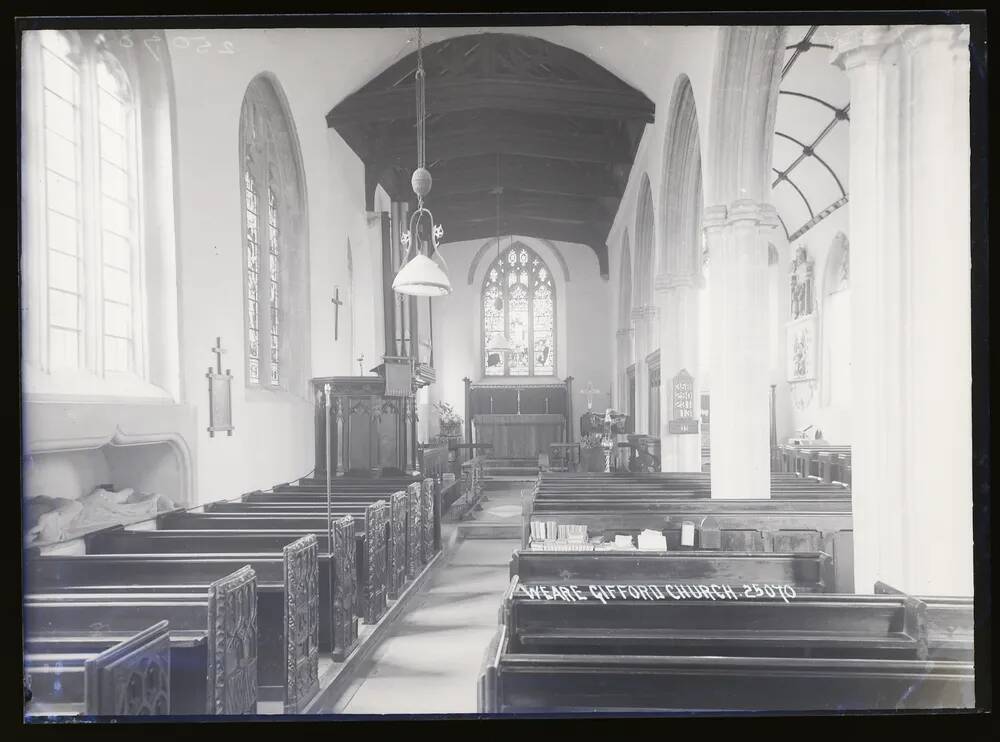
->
xmin=656 ymin=273 xmax=701 ymax=471
xmin=631 ymin=306 xmax=658 ymax=434
xmin=704 ymin=201 xmax=778 ymax=499
xmin=835 ymin=25 xmax=973 ymax=596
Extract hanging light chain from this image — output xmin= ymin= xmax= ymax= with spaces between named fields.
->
xmin=415 ymin=28 xmax=426 ymax=190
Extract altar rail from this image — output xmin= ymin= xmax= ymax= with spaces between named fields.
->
xmin=778 ymin=445 xmax=852 ymax=485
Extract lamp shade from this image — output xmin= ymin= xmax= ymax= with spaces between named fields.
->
xmin=391 ymin=253 xmax=452 ymax=297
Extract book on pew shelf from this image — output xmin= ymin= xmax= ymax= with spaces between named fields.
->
xmin=637 ymin=529 xmax=668 ymax=551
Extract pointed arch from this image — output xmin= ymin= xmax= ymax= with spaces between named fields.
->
xmin=633 ymin=174 xmax=656 ymax=308
xmin=659 ymin=74 xmax=705 ymax=280
xmin=481 ymin=241 xmax=556 ymax=377
xmin=239 ymin=72 xmax=310 ymax=395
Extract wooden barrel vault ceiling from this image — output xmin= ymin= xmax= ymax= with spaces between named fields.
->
xmin=327 ymin=33 xmax=655 ymax=277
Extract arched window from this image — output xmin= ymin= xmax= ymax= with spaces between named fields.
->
xmin=24 ymin=30 xmax=143 ymax=376
xmin=239 ymin=75 xmax=308 ymax=391
xmin=482 ymin=242 xmax=555 ymax=377
xmin=822 ymin=233 xmax=851 ymax=406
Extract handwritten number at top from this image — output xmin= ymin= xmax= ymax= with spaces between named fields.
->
xmin=119 ymin=34 xmax=236 ymax=56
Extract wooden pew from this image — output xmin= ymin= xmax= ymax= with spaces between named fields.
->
xmin=24 ymin=621 xmax=172 ymax=718
xmin=482 ymin=652 xmax=974 ymax=712
xmin=249 ymin=477 xmax=439 ymax=564
xmin=522 ymin=477 xmax=855 ymax=591
xmin=479 ymin=572 xmax=974 ymax=712
xmin=503 ymin=580 xmax=971 ymax=662
xmin=509 ymin=550 xmax=836 ymax=593
xmin=210 ymin=491 xmax=415 ymax=600
xmin=79 ymin=525 xmax=360 ymax=661
xmin=28 ymin=535 xmax=319 ymax=712
xmin=156 ymin=502 xmax=393 ymax=625
xmin=23 ymin=566 xmax=258 ymax=715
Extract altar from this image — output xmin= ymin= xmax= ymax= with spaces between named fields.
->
xmin=462 ymin=378 xmax=575 ymax=460
xmin=474 ymin=414 xmax=566 ymax=459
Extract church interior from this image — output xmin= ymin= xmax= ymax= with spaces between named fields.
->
xmin=19 ymin=21 xmax=980 ymax=717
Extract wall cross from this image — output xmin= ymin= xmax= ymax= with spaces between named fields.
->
xmin=331 ymin=288 xmax=344 ymax=341
xmin=211 ymin=337 xmax=227 ymax=374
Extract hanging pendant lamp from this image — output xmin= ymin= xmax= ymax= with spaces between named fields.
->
xmin=486 ymin=153 xmax=514 ymax=354
xmin=393 ymin=28 xmax=452 ymax=297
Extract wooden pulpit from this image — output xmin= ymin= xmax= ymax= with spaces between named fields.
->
xmin=312 ymin=360 xmax=418 ymax=478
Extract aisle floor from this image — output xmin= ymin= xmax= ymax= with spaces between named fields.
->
xmin=325 ymin=488 xmax=522 ymax=714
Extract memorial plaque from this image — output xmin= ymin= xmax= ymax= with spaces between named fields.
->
xmin=669 ymin=369 xmax=699 ymax=434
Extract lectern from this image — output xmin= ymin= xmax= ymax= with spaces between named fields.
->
xmin=312 ymin=357 xmax=419 ymax=478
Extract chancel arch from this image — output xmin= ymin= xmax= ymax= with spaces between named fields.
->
xmin=238 ymin=72 xmax=311 ymax=397
xmin=656 ymin=73 xmax=705 ymax=471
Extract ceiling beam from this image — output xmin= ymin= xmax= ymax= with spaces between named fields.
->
xmin=441 ymin=216 xmax=606 ymax=246
xmin=430 ymin=157 xmax=622 ymax=199
xmin=327 ymin=78 xmax=655 ymax=128
xmin=441 ymin=218 xmax=610 ymax=277
xmin=433 ymin=192 xmax=615 ymax=226
xmin=368 ymin=123 xmax=633 ymax=168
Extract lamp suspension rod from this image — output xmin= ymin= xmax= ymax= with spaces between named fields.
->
xmin=415 ymin=28 xmax=426 ymax=179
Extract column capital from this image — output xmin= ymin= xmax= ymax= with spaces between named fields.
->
xmin=630 ymin=304 xmax=658 ymax=321
xmin=728 ymin=199 xmax=779 ymax=227
xmin=899 ymin=23 xmax=967 ymax=55
xmin=703 ymin=204 xmax=729 ymax=230
xmin=654 ymin=272 xmax=698 ymax=293
xmin=831 ymin=25 xmax=901 ymax=71
xmin=703 ymin=200 xmax=779 ymax=229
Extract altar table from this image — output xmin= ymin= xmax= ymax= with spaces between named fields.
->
xmin=474 ymin=414 xmax=566 ymax=459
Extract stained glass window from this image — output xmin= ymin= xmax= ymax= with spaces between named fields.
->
xmin=32 ymin=31 xmax=144 ymax=377
xmin=244 ymin=168 xmax=260 ymax=384
xmin=482 ymin=243 xmax=555 ymax=376
xmin=267 ymin=187 xmax=280 ymax=385
xmin=240 ymin=76 xmax=303 ymax=390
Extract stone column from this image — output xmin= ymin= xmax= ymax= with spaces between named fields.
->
xmin=834 ymin=24 xmax=973 ymax=596
xmin=630 ymin=305 xmax=654 ymax=434
xmin=704 ymin=201 xmax=778 ymax=499
xmin=656 ymin=272 xmax=701 ymax=471
xmin=615 ymin=328 xmax=633 ymax=411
